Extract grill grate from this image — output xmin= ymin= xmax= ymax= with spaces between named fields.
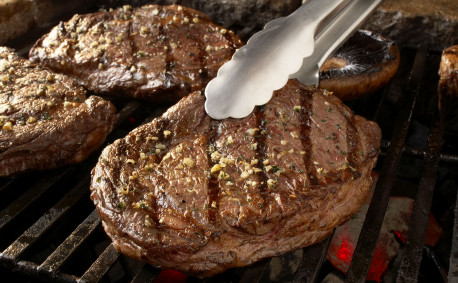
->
xmin=1 ymin=8 xmax=458 ymax=283
xmin=347 ymin=46 xmax=429 ymax=282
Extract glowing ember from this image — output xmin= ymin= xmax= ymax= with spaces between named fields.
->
xmin=154 ymin=269 xmax=188 ymax=283
xmin=327 ymin=195 xmax=442 ymax=282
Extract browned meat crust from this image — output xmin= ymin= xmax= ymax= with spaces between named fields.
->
xmin=0 ymin=47 xmax=116 ymax=177
xmin=28 ymin=4 xmax=243 ymax=102
xmin=90 ymin=79 xmax=381 ymax=277
xmin=439 ymin=45 xmax=458 ymax=98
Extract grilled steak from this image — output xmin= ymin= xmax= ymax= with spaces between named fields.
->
xmin=0 ymin=47 xmax=116 ymax=177
xmin=28 ymin=4 xmax=243 ymax=102
xmin=90 ymin=79 xmax=381 ymax=277
xmin=99 ymin=0 xmax=302 ymax=41
xmin=439 ymin=45 xmax=458 ymax=98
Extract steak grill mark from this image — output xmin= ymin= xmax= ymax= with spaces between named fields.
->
xmin=299 ymin=87 xmax=316 ymax=187
xmin=149 ymin=117 xmax=171 ymax=227
xmin=182 ymin=6 xmax=209 ymax=85
xmin=206 ymin=117 xmax=220 ymax=224
xmin=253 ymin=106 xmax=269 ymax=195
xmin=158 ymin=8 xmax=175 ymax=89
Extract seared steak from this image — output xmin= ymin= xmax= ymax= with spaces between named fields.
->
xmin=99 ymin=0 xmax=302 ymax=41
xmin=28 ymin=4 xmax=243 ymax=102
xmin=439 ymin=45 xmax=458 ymax=98
xmin=0 ymin=47 xmax=116 ymax=177
xmin=90 ymin=79 xmax=381 ymax=277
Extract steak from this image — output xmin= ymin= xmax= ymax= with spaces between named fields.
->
xmin=99 ymin=0 xmax=302 ymax=41
xmin=90 ymin=79 xmax=381 ymax=277
xmin=28 ymin=4 xmax=243 ymax=102
xmin=0 ymin=47 xmax=116 ymax=177
xmin=438 ymin=45 xmax=458 ymax=98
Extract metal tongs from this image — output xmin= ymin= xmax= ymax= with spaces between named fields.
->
xmin=205 ymin=0 xmax=383 ymax=119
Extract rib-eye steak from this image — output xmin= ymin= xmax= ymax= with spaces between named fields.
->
xmin=90 ymin=79 xmax=381 ymax=277
xmin=0 ymin=47 xmax=116 ymax=177
xmin=28 ymin=4 xmax=243 ymax=102
xmin=439 ymin=45 xmax=458 ymax=98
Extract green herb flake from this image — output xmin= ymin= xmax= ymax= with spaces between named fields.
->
xmin=116 ymin=202 xmax=126 ymax=210
xmin=271 ymin=165 xmax=282 ymax=173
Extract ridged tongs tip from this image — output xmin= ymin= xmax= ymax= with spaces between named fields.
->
xmin=205 ymin=0 xmax=382 ymax=120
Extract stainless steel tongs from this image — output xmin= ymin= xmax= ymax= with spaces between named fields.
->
xmin=205 ymin=0 xmax=383 ymax=119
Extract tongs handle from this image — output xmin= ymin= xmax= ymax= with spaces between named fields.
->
xmin=290 ymin=0 xmax=384 ymax=86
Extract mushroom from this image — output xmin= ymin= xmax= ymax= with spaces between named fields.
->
xmin=319 ymin=30 xmax=400 ymax=101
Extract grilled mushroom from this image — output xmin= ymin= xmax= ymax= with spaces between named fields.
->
xmin=319 ymin=30 xmax=400 ymax=101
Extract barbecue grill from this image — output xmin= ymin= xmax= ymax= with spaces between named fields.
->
xmin=1 ymin=1 xmax=457 ymax=282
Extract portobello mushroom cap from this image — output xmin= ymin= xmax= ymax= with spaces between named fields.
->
xmin=319 ymin=30 xmax=400 ymax=101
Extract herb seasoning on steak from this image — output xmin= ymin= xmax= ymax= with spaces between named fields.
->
xmin=28 ymin=4 xmax=243 ymax=102
xmin=90 ymin=79 xmax=381 ymax=277
xmin=0 ymin=47 xmax=116 ymax=177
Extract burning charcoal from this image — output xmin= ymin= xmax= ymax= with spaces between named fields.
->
xmin=327 ymin=195 xmax=442 ymax=282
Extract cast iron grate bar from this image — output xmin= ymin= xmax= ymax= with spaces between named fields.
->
xmin=0 ymin=178 xmax=14 ymax=194
xmin=372 ymin=78 xmax=393 ymax=123
xmin=39 ymin=209 xmax=101 ymax=273
xmin=0 ymin=168 xmax=70 ymax=230
xmin=1 ymin=175 xmax=91 ymax=261
xmin=345 ymin=46 xmax=428 ymax=282
xmin=14 ymin=259 xmax=77 ymax=283
xmin=380 ymin=139 xmax=458 ymax=164
xmin=79 ymin=243 xmax=119 ymax=282
xmin=449 ymin=186 xmax=458 ymax=280
xmin=114 ymin=100 xmax=142 ymax=128
xmin=289 ymin=234 xmax=332 ymax=282
xmin=238 ymin=258 xmax=270 ymax=283
xmin=396 ymin=97 xmax=445 ymax=282
xmin=131 ymin=263 xmax=161 ymax=283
